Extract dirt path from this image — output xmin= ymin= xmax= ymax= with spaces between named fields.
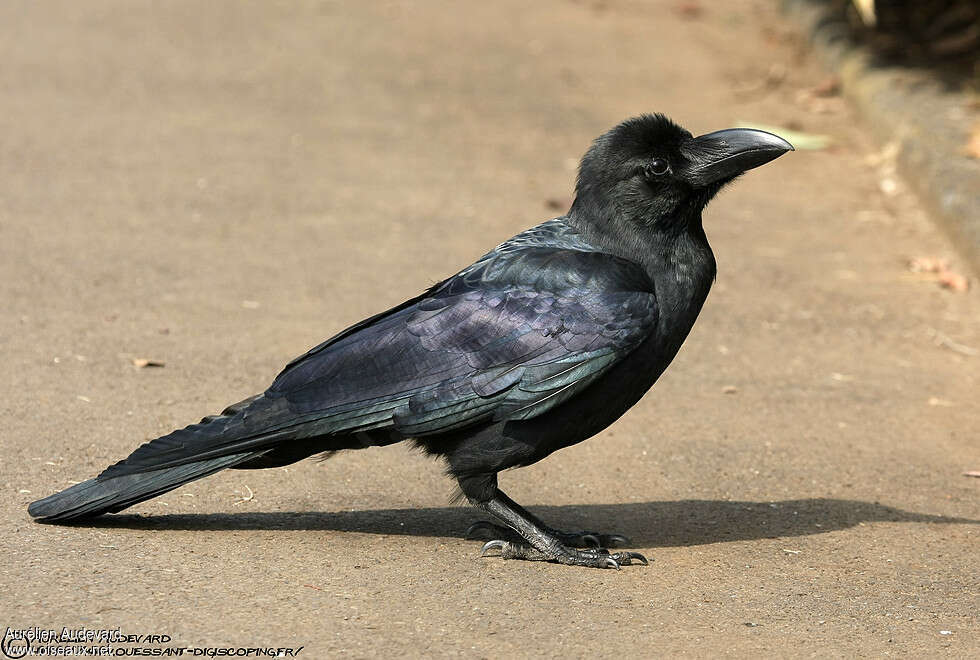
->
xmin=1 ymin=1 xmax=977 ymax=657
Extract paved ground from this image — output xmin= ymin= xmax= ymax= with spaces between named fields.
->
xmin=1 ymin=1 xmax=977 ymax=657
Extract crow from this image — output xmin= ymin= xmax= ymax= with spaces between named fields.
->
xmin=29 ymin=114 xmax=792 ymax=568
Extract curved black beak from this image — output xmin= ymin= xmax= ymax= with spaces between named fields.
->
xmin=682 ymin=128 xmax=794 ymax=188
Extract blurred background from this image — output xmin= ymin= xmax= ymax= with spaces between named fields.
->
xmin=841 ymin=0 xmax=978 ymax=77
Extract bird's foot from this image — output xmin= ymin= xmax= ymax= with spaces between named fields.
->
xmin=466 ymin=520 xmax=631 ymax=549
xmin=467 ymin=489 xmax=647 ymax=569
xmin=479 ymin=539 xmax=648 ymax=569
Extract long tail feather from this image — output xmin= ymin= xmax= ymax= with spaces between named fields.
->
xmin=28 ymin=451 xmax=264 ymax=521
xmin=28 ymin=394 xmax=291 ymax=522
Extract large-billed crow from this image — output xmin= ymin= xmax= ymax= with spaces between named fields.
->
xmin=30 ymin=115 xmax=792 ymax=568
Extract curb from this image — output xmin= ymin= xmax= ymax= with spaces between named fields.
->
xmin=781 ymin=0 xmax=980 ymax=276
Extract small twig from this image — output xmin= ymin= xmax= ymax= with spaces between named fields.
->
xmin=927 ymin=328 xmax=978 ymax=356
xmin=233 ymin=484 xmax=254 ymax=505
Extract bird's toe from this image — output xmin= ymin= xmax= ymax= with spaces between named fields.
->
xmin=479 ymin=539 xmax=552 ymax=561
xmin=558 ymin=530 xmax=632 ymax=548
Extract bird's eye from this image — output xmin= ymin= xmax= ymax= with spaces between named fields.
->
xmin=647 ymin=158 xmax=670 ymax=177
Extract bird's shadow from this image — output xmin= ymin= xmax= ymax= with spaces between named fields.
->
xmin=56 ymin=499 xmax=977 ymax=547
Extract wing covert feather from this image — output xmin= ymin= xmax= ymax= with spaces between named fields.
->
xmin=263 ymin=246 xmax=658 ymax=437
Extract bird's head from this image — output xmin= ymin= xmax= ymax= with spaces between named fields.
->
xmin=570 ymin=114 xmax=793 ymax=235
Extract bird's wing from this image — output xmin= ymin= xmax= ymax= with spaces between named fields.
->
xmin=87 ymin=245 xmax=658 ymax=480
xmin=261 ymin=246 xmax=658 ymax=437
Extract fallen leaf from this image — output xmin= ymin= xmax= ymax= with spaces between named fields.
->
xmin=908 ymin=257 xmax=970 ymax=292
xmin=908 ymin=256 xmax=950 ymax=273
xmin=938 ymin=270 xmax=970 ymax=292
xmin=810 ymin=76 xmax=841 ymax=97
xmin=674 ymin=1 xmax=703 ymax=18
xmin=132 ymin=358 xmax=165 ymax=368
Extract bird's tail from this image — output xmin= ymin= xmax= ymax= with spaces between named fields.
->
xmin=27 ymin=452 xmax=262 ymax=521
xmin=28 ymin=395 xmax=293 ymax=522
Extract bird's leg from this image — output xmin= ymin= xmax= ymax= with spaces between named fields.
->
xmin=471 ymin=489 xmax=647 ymax=569
xmin=466 ymin=517 xmax=630 ymax=549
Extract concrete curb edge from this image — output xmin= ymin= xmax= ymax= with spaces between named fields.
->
xmin=781 ymin=0 xmax=980 ymax=276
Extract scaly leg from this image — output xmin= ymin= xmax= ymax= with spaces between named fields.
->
xmin=471 ymin=489 xmax=647 ymax=569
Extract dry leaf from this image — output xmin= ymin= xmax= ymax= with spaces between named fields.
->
xmin=907 ymin=257 xmax=970 ymax=292
xmin=132 ymin=358 xmax=165 ymax=368
xmin=908 ymin=256 xmax=950 ymax=273
xmin=794 ymin=74 xmax=843 ymax=114
xmin=937 ymin=270 xmax=970 ymax=292
xmin=811 ymin=76 xmax=841 ymax=97
xmin=674 ymin=1 xmax=703 ymax=18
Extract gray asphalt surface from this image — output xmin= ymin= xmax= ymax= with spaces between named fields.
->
xmin=1 ymin=1 xmax=977 ymax=657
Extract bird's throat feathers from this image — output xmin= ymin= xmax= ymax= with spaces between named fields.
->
xmin=566 ymin=199 xmax=717 ymax=289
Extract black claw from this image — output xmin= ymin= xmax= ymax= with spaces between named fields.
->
xmin=609 ymin=551 xmax=648 ymax=566
xmin=606 ymin=534 xmax=631 ymax=547
xmin=555 ymin=530 xmax=632 ymax=548
xmin=478 ymin=538 xmax=648 ymax=569
xmin=480 ymin=540 xmax=507 ymax=557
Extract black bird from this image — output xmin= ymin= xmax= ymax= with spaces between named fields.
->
xmin=29 ymin=115 xmax=792 ymax=568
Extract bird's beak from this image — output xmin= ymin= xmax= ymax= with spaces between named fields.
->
xmin=682 ymin=128 xmax=794 ymax=187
